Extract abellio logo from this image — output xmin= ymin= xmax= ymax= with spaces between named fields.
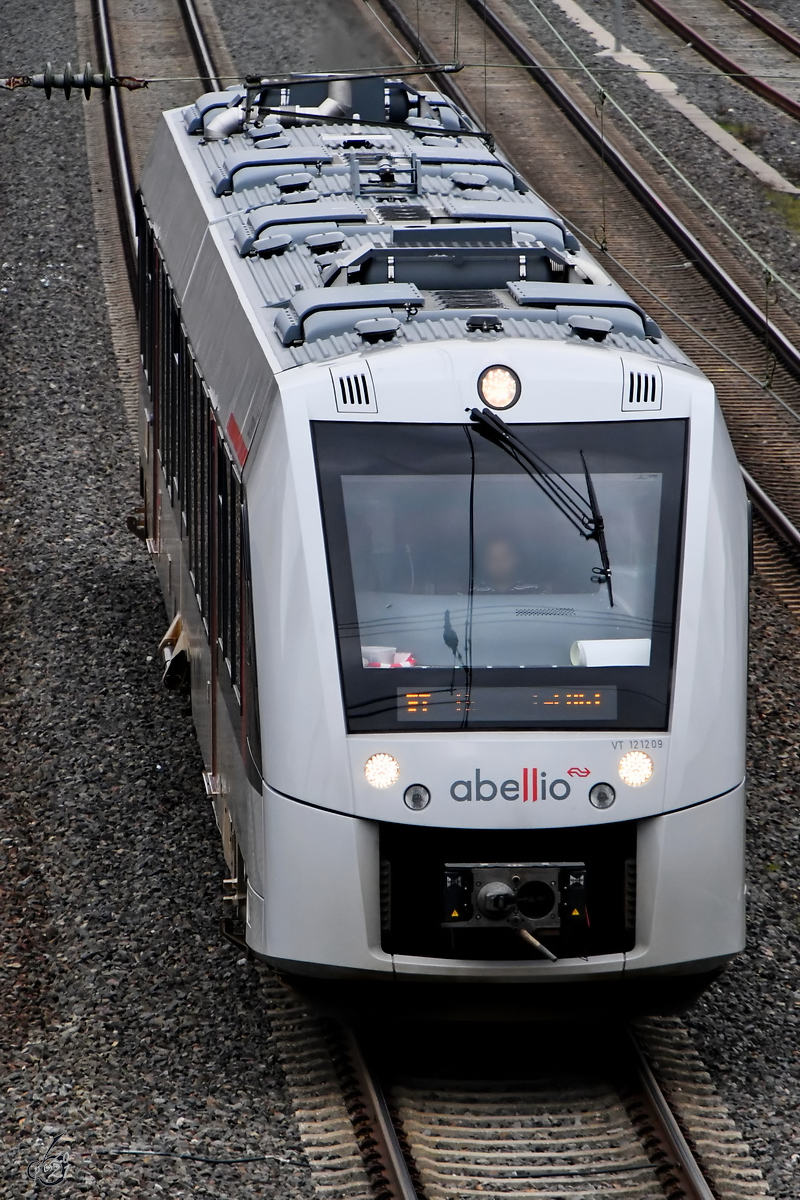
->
xmin=450 ymin=768 xmax=576 ymax=803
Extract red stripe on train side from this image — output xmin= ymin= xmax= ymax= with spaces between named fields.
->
xmin=226 ymin=412 xmax=248 ymax=466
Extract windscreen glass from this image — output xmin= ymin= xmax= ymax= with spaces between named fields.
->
xmin=313 ymin=420 xmax=686 ymax=731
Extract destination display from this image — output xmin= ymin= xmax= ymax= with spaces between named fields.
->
xmin=397 ymin=686 xmax=618 ymax=722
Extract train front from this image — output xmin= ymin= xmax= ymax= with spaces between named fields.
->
xmin=244 ymin=326 xmax=748 ymax=1014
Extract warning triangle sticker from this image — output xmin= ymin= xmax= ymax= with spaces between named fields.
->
xmin=451 ymin=909 xmax=460 ymax=918
xmin=571 ymin=908 xmax=580 ymax=916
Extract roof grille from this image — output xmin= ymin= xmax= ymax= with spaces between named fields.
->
xmin=331 ymin=365 xmax=377 ymax=413
xmin=376 ymin=203 xmax=430 ymax=221
xmin=434 ymin=289 xmax=504 ymax=308
xmin=622 ymin=365 xmax=662 ymax=411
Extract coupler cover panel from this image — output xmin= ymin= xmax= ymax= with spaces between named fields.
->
xmin=443 ymin=862 xmax=587 ymax=932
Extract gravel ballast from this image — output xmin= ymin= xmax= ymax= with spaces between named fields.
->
xmin=2 ymin=1 xmax=800 ymax=1197
xmin=0 ymin=3 xmax=314 ymax=1195
xmin=503 ymin=0 xmax=800 ymax=325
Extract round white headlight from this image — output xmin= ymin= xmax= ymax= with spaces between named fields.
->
xmin=618 ymin=750 xmax=653 ymax=787
xmin=365 ymin=753 xmax=400 ymax=789
xmin=478 ymin=365 xmax=521 ymax=410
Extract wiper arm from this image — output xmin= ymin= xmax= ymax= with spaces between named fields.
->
xmin=469 ymin=407 xmax=614 ymax=607
xmin=580 ymin=450 xmax=614 ymax=607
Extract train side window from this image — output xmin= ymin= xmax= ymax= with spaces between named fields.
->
xmin=180 ymin=346 xmax=192 ymax=542
xmin=242 ymin=500 xmax=262 ymax=783
xmin=200 ymin=380 xmax=212 ymax=626
xmin=170 ymin=300 xmax=181 ymax=503
xmin=158 ymin=264 xmax=170 ymax=490
xmin=187 ymin=366 xmax=197 ymax=580
xmin=232 ymin=470 xmax=242 ymax=693
xmin=216 ymin=441 xmax=242 ymax=700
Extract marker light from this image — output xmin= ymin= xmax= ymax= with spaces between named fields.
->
xmin=618 ymin=751 xmax=653 ymax=787
xmin=404 ymin=783 xmax=431 ymax=810
xmin=589 ymin=782 xmax=616 ymax=809
xmin=478 ymin=365 xmax=521 ymax=410
xmin=365 ymin=753 xmax=400 ymax=789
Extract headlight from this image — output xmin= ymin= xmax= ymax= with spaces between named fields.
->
xmin=478 ymin=365 xmax=521 ymax=409
xmin=365 ymin=753 xmax=400 ymax=789
xmin=618 ymin=751 xmax=653 ymax=787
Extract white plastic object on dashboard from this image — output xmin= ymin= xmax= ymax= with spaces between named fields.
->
xmin=570 ymin=638 xmax=651 ymax=667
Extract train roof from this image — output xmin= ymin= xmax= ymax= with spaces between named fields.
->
xmin=142 ymin=77 xmax=690 ymax=364
xmin=139 ymin=76 xmax=694 ymax=462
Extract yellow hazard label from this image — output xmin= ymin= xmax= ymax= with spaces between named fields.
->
xmin=451 ymin=909 xmax=460 ymax=918
xmin=571 ymin=908 xmax=580 ymax=916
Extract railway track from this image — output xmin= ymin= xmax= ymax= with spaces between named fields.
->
xmin=331 ymin=1019 xmax=764 ymax=1199
xmin=633 ymin=0 xmax=800 ymax=123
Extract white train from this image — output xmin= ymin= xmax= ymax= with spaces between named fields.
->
xmin=137 ymin=74 xmax=748 ymax=1013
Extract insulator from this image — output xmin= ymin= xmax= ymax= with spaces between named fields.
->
xmin=24 ymin=62 xmax=142 ymax=99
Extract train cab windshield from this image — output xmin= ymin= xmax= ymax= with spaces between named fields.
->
xmin=314 ymin=419 xmax=687 ymax=731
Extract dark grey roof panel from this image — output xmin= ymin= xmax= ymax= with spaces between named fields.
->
xmin=234 ymin=199 xmax=367 ymax=255
xmin=210 ymin=149 xmax=335 ymax=196
xmin=508 ymin=280 xmax=661 ymax=337
xmin=274 ymin=283 xmax=423 ymax=345
xmin=284 ymin=312 xmax=692 ymax=366
xmin=509 ymin=281 xmax=631 ymax=305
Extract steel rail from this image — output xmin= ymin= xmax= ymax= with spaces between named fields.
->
xmin=91 ymin=0 xmax=138 ymax=286
xmin=741 ymin=466 xmax=800 ymax=549
xmin=90 ymin=0 xmax=223 ymax=304
xmin=633 ymin=0 xmax=800 ymax=123
xmin=175 ymin=0 xmax=223 ymax=92
xmin=374 ymin=0 xmax=488 ymax=130
xmin=720 ymin=0 xmax=800 ymax=61
xmin=344 ymin=1029 xmax=419 ymax=1200
xmin=344 ymin=1023 xmax=717 ymax=1200
xmin=628 ymin=1032 xmax=716 ymax=1200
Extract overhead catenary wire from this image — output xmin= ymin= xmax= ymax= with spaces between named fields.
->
xmin=10 ymin=63 xmax=800 ymax=86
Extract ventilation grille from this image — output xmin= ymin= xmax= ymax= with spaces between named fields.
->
xmin=331 ymin=366 xmax=377 ymax=413
xmin=376 ymin=203 xmax=430 ymax=221
xmin=516 ymin=606 xmax=576 ymax=617
xmin=624 ymin=857 xmax=637 ymax=931
xmin=622 ymin=366 xmax=662 ymax=411
xmin=434 ymin=289 xmax=505 ymax=309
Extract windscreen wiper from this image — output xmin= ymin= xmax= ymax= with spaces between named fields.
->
xmin=469 ymin=407 xmax=614 ymax=606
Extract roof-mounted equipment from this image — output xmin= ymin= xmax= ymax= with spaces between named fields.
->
xmin=356 ymin=317 xmax=402 ymax=344
xmin=183 ymin=89 xmax=246 ymax=134
xmin=568 ymin=315 xmax=613 ymax=342
xmin=274 ymin=283 xmax=421 ymax=345
xmin=509 ymin=282 xmax=662 ymax=340
xmin=252 ymin=231 xmax=293 ymax=259
xmin=320 ymin=243 xmax=571 ymax=289
xmin=467 ymin=313 xmax=504 ymax=333
xmin=209 ymin=148 xmax=333 ymax=196
xmin=234 ymin=199 xmax=366 ymax=255
xmin=306 ymin=231 xmax=346 ymax=254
